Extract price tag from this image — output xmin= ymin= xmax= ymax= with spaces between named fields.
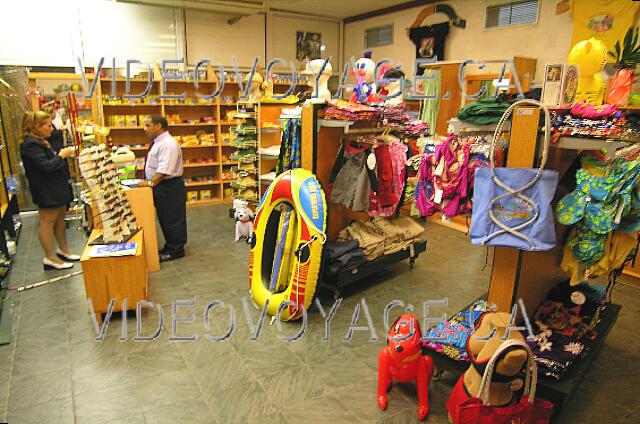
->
xmin=434 ymin=189 xmax=443 ymax=204
xmin=367 ymin=152 xmax=376 ymax=170
xmin=571 ymin=291 xmax=586 ymax=306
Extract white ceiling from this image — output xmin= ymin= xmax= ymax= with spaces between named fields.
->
xmin=265 ymin=0 xmax=411 ymax=19
xmin=116 ymin=0 xmax=412 ymax=19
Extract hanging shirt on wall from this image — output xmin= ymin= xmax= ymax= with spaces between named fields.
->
xmin=570 ymin=0 xmax=639 ymax=61
xmin=409 ymin=22 xmax=450 ymax=69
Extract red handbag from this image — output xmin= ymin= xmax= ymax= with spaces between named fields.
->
xmin=455 ymin=339 xmax=554 ymax=424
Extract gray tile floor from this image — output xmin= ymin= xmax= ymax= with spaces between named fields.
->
xmin=0 ymin=206 xmax=638 ymax=423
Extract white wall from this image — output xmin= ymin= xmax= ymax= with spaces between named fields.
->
xmin=344 ymin=0 xmax=574 ymax=82
xmin=0 ymin=0 xmax=78 ymax=66
xmin=79 ymin=1 xmax=181 ymax=67
xmin=270 ymin=13 xmax=340 ymax=70
xmin=185 ymin=11 xmax=266 ymax=68
xmin=0 ymin=1 xmax=340 ymax=73
xmin=0 ymin=0 xmax=181 ymax=68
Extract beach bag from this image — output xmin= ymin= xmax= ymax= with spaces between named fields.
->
xmin=456 ymin=339 xmax=554 ymax=424
xmin=470 ymin=100 xmax=558 ymax=251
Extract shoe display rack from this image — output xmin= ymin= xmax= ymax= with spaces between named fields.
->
xmin=78 ymin=144 xmax=139 ymax=243
xmin=229 ymin=102 xmax=259 ymax=206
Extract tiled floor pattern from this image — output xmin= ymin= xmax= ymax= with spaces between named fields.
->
xmin=0 ymin=206 xmax=638 ymax=423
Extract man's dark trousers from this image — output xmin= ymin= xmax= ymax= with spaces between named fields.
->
xmin=153 ymin=177 xmax=187 ymax=255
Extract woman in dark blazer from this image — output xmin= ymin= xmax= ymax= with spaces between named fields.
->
xmin=20 ymin=111 xmax=78 ymax=270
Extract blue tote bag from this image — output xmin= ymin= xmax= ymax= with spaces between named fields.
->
xmin=470 ymin=100 xmax=559 ymax=251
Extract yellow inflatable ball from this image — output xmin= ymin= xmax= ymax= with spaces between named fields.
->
xmin=568 ymin=37 xmax=607 ymax=75
xmin=568 ymin=37 xmax=608 ymax=105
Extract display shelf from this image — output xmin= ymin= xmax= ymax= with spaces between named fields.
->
xmin=448 ymin=117 xmax=511 ymax=134
xmin=259 ymin=153 xmax=279 ymax=160
xmin=319 ymin=240 xmax=427 ymax=299
xmin=426 ymin=213 xmax=469 ymax=234
xmin=163 ymin=103 xmax=216 ymax=107
xmin=168 ymin=123 xmax=217 ymax=127
xmin=92 ymin=78 xmax=232 ymax=205
xmin=185 ymin=181 xmax=219 ymax=187
xmin=184 ymin=162 xmax=218 ymax=168
xmin=130 ymin=145 xmax=217 ymax=152
xmin=186 ymin=199 xmax=224 ymax=207
xmin=553 ymin=136 xmax=627 ymax=161
xmin=103 ymin=104 xmax=161 ymax=108
xmin=222 ymin=161 xmax=238 ymax=166
xmin=317 ymin=119 xmax=354 ymax=132
xmin=426 ymin=300 xmax=621 ymax=418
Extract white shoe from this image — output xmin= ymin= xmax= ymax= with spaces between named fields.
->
xmin=43 ymin=258 xmax=73 ymax=270
xmin=56 ymin=249 xmax=81 ymax=261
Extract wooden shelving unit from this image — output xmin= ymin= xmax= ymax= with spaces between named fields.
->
xmin=92 ymin=72 xmax=310 ymax=206
xmin=258 ymin=104 xmax=290 ymax=198
xmin=93 ymin=79 xmax=225 ymax=206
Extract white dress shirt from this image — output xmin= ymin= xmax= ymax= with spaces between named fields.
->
xmin=145 ymin=131 xmax=183 ymax=180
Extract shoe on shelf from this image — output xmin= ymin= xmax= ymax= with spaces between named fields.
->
xmin=159 ymin=251 xmax=185 ymax=262
xmin=43 ymin=258 xmax=73 ymax=270
xmin=56 ymin=249 xmax=81 ymax=262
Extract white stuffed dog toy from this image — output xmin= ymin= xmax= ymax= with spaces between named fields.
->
xmin=234 ymin=206 xmax=254 ymax=243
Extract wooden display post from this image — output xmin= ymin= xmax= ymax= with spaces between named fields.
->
xmin=80 ymin=229 xmax=147 ymax=325
xmin=487 ymin=106 xmax=573 ymax=316
xmin=124 ymin=187 xmax=160 ymax=272
xmin=426 ymin=106 xmax=623 ymax=416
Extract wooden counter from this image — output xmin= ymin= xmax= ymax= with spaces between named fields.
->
xmin=80 ymin=229 xmax=147 ymax=325
xmin=124 ymin=187 xmax=160 ymax=272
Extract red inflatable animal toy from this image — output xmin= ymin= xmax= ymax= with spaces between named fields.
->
xmin=377 ymin=313 xmax=434 ymax=420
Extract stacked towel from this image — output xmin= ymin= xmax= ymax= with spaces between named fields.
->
xmin=323 ymin=240 xmax=367 ymax=276
xmin=338 ymin=221 xmax=385 ymax=260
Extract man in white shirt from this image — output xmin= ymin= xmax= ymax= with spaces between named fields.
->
xmin=140 ymin=115 xmax=187 ymax=261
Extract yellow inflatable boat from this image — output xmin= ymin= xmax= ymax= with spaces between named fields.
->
xmin=249 ymin=169 xmax=327 ymax=320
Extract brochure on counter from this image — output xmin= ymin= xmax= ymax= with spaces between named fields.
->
xmin=88 ymin=242 xmax=138 ymax=258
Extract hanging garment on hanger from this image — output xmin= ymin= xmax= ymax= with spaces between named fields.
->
xmin=415 ymin=134 xmax=471 ymax=218
xmin=561 ymin=229 xmax=638 ymax=286
xmin=330 ymin=143 xmax=377 ymax=212
xmin=409 ymin=22 xmax=450 ymax=66
xmin=420 ymin=69 xmax=441 ymax=135
xmin=369 ymin=141 xmax=409 ymax=217
xmin=276 ymin=118 xmax=301 ymax=174
xmin=374 ymin=143 xmax=397 ymax=208
xmin=557 ymin=156 xmax=640 ymax=265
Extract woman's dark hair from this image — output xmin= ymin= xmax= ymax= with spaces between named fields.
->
xmin=149 ymin=114 xmax=168 ymax=130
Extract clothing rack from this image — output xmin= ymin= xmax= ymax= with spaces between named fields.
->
xmin=423 ymin=105 xmax=623 ymax=417
xmin=301 ymin=103 xmax=426 ymax=298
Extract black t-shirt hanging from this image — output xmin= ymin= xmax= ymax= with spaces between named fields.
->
xmin=409 ymin=22 xmax=450 ymax=63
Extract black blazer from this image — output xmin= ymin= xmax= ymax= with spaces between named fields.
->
xmin=20 ymin=136 xmax=73 ymax=208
